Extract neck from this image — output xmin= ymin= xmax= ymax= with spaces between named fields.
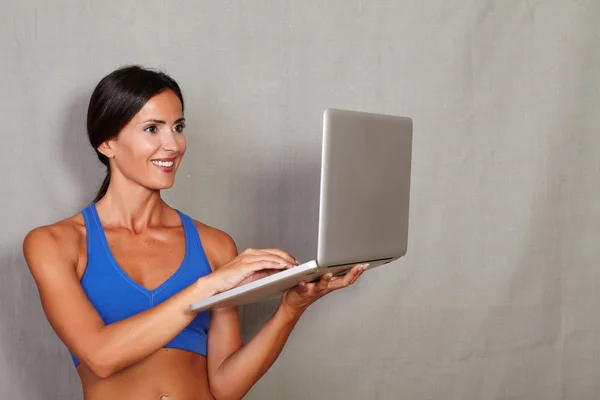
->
xmin=94 ymin=176 xmax=168 ymax=232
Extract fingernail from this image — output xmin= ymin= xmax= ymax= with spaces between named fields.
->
xmin=327 ymin=273 xmax=333 ymax=279
xmin=362 ymin=264 xmax=369 ymax=270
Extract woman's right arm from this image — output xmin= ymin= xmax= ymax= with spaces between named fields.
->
xmin=22 ymin=225 xmax=292 ymax=379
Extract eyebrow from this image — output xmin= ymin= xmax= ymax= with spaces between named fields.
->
xmin=140 ymin=117 xmax=186 ymax=125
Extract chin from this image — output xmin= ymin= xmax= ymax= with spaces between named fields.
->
xmin=146 ymin=178 xmax=176 ymax=191
xmin=158 ymin=181 xmax=176 ymax=190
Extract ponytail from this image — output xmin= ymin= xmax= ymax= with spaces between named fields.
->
xmin=93 ymin=167 xmax=111 ymax=203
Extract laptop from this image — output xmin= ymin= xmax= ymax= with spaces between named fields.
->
xmin=189 ymin=108 xmax=413 ymax=312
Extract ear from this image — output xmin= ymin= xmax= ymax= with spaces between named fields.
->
xmin=97 ymin=139 xmax=116 ymax=159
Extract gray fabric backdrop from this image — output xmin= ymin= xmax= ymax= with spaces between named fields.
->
xmin=1 ymin=0 xmax=599 ymax=399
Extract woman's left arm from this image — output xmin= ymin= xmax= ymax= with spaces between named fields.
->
xmin=207 ymin=292 xmax=301 ymax=400
xmin=200 ymin=223 xmax=367 ymax=400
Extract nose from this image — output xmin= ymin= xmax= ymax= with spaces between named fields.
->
xmin=161 ymin=131 xmax=180 ymax=154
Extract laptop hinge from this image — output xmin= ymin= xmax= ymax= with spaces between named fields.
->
xmin=326 ymin=257 xmax=395 ymax=269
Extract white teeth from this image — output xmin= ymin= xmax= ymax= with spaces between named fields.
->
xmin=152 ymin=160 xmax=174 ymax=167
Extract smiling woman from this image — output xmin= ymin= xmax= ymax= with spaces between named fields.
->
xmin=22 ymin=65 xmax=366 ymax=400
xmin=86 ymin=67 xmax=188 ymax=202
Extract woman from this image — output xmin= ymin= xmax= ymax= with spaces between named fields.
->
xmin=23 ymin=65 xmax=367 ymax=400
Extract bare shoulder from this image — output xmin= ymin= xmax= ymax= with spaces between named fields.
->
xmin=191 ymin=219 xmax=238 ymax=271
xmin=23 ymin=213 xmax=85 ymax=275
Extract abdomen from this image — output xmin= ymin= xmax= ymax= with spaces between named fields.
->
xmin=77 ymin=348 xmax=214 ymax=400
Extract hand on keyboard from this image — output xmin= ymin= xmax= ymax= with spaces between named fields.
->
xmin=208 ymin=248 xmax=299 ymax=293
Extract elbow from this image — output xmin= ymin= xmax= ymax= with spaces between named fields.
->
xmin=210 ymin=387 xmax=234 ymax=400
xmin=91 ymin=364 xmax=115 ymax=380
xmin=213 ymin=393 xmax=243 ymax=400
xmin=84 ymin=352 xmax=117 ymax=379
xmin=210 ymin=380 xmax=245 ymax=400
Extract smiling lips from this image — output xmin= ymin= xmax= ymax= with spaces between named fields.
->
xmin=151 ymin=158 xmax=175 ymax=172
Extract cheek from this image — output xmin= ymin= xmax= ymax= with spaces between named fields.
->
xmin=116 ymin=136 xmax=159 ymax=170
xmin=177 ymin=135 xmax=187 ymax=155
xmin=127 ymin=136 xmax=159 ymax=160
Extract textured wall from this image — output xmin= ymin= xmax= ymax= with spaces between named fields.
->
xmin=1 ymin=1 xmax=599 ymax=399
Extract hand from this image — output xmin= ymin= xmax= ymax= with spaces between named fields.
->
xmin=279 ymin=263 xmax=369 ymax=319
xmin=207 ymin=248 xmax=299 ymax=293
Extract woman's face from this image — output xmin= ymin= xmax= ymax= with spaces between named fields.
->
xmin=100 ymin=89 xmax=187 ymax=191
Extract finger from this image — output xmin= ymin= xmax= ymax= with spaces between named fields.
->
xmin=244 ymin=261 xmax=290 ymax=275
xmin=257 ymin=248 xmax=300 ymax=265
xmin=314 ymin=273 xmax=333 ymax=294
xmin=349 ymin=272 xmax=362 ymax=285
xmin=296 ymin=280 xmax=309 ymax=293
xmin=334 ymin=265 xmax=362 ymax=288
xmin=325 ymin=278 xmax=344 ymax=291
xmin=242 ymin=248 xmax=297 ymax=266
xmin=348 ymin=265 xmax=365 ymax=284
xmin=349 ymin=264 xmax=368 ymax=284
xmin=324 ymin=270 xmax=353 ymax=291
xmin=254 ymin=268 xmax=286 ymax=280
xmin=245 ymin=254 xmax=294 ymax=269
xmin=242 ymin=248 xmax=260 ymax=255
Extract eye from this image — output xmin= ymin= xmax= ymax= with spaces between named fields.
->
xmin=174 ymin=123 xmax=186 ymax=133
xmin=144 ymin=125 xmax=158 ymax=134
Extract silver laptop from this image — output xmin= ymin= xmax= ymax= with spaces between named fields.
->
xmin=189 ymin=108 xmax=413 ymax=312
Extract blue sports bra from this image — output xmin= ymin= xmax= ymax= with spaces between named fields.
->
xmin=70 ymin=203 xmax=212 ymax=366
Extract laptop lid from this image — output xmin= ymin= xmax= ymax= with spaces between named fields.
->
xmin=316 ymin=108 xmax=413 ymax=268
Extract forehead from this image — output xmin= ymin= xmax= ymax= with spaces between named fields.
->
xmin=136 ymin=90 xmax=183 ymax=118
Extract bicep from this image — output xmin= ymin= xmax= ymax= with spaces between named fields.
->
xmin=204 ymin=229 xmax=244 ymax=376
xmin=23 ymin=228 xmax=106 ymax=365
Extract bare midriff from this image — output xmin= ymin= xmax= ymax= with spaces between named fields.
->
xmin=77 ymin=349 xmax=214 ymax=400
